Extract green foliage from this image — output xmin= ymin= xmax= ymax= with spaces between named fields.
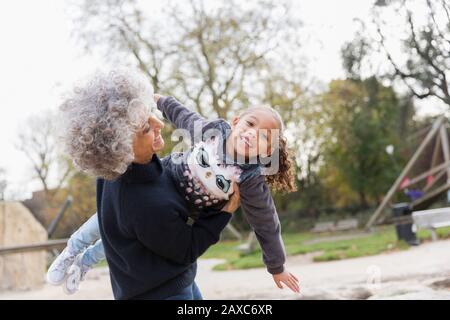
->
xmin=318 ymin=77 xmax=408 ymax=207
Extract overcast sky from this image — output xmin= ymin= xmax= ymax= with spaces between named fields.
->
xmin=0 ymin=0 xmax=444 ymax=199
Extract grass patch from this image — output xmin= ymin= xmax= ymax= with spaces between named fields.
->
xmin=417 ymin=226 xmax=450 ymax=241
xmin=205 ymin=226 xmax=413 ymax=271
xmin=95 ymin=259 xmax=109 ymax=268
xmin=201 ymin=239 xmax=242 ymax=261
xmin=213 ymin=252 xmax=263 ymax=271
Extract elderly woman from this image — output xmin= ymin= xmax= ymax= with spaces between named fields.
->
xmin=53 ymin=69 xmax=239 ymax=300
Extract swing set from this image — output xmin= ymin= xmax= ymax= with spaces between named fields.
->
xmin=367 ymin=116 xmax=450 ymax=229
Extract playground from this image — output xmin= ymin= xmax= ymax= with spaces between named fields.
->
xmin=1 ymin=0 xmax=450 ymax=301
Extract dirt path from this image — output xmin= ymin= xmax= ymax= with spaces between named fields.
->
xmin=1 ymin=239 xmax=450 ymax=300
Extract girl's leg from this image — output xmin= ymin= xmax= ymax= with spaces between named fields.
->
xmin=47 ymin=213 xmax=100 ymax=285
xmin=81 ymin=239 xmax=105 ymax=267
xmin=67 ymin=213 xmax=100 ymax=254
xmin=63 ymin=239 xmax=105 ymax=295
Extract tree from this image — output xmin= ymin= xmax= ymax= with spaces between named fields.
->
xmin=345 ymin=0 xmax=450 ymax=109
xmin=69 ymin=0 xmax=307 ymax=200
xmin=70 ymin=0 xmax=172 ymax=93
xmin=318 ymin=77 xmax=408 ymax=208
xmin=69 ymin=0 xmax=303 ymax=118
xmin=16 ymin=111 xmax=74 ymax=202
xmin=68 ymin=0 xmax=314 ymax=228
xmin=50 ymin=171 xmax=97 ymax=238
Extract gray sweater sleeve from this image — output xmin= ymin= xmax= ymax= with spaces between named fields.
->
xmin=156 ymin=96 xmax=230 ymax=142
xmin=240 ymin=174 xmax=286 ymax=274
xmin=157 ymin=96 xmax=208 ymax=136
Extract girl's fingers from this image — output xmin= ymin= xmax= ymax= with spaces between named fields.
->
xmin=293 ymin=281 xmax=300 ymax=292
xmin=286 ymin=281 xmax=297 ymax=293
xmin=290 ymin=273 xmax=299 ymax=282
xmin=288 ymin=279 xmax=299 ymax=292
xmin=274 ymin=280 xmax=283 ymax=289
xmin=288 ymin=279 xmax=300 ymax=292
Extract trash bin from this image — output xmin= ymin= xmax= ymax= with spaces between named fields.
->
xmin=392 ymin=203 xmax=419 ymax=246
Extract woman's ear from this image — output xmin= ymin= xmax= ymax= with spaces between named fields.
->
xmin=231 ymin=115 xmax=240 ymax=128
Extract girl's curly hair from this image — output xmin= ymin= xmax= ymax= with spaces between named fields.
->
xmin=240 ymin=106 xmax=297 ymax=193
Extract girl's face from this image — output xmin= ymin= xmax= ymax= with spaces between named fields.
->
xmin=229 ymin=109 xmax=280 ymax=160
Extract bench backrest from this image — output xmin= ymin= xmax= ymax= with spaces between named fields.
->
xmin=311 ymin=222 xmax=335 ymax=233
xmin=412 ymin=207 xmax=450 ymax=229
xmin=335 ymin=219 xmax=359 ymax=231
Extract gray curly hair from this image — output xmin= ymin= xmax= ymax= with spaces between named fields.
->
xmin=59 ymin=68 xmax=155 ymax=180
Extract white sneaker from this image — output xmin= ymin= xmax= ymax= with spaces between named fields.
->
xmin=63 ymin=253 xmax=92 ymax=295
xmin=46 ymin=247 xmax=76 ymax=285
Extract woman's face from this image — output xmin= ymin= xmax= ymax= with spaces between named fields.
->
xmin=133 ymin=114 xmax=165 ymax=163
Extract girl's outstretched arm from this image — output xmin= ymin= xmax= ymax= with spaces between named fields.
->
xmin=155 ymin=95 xmax=207 ymax=137
xmin=240 ymin=174 xmax=300 ymax=293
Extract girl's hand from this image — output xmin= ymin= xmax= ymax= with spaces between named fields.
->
xmin=222 ymin=183 xmax=240 ymax=214
xmin=272 ymin=270 xmax=300 ymax=293
xmin=153 ymin=94 xmax=163 ymax=103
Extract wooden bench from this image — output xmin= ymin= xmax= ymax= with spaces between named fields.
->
xmin=311 ymin=219 xmax=359 ymax=233
xmin=311 ymin=222 xmax=335 ymax=233
xmin=412 ymin=207 xmax=450 ymax=241
xmin=335 ymin=219 xmax=359 ymax=231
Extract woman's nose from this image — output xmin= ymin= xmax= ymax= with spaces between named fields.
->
xmin=150 ymin=116 xmax=165 ymax=129
xmin=157 ymin=118 xmax=164 ymax=129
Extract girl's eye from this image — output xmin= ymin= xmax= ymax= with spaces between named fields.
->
xmin=246 ymin=120 xmax=254 ymax=127
xmin=196 ymin=147 xmax=210 ymax=168
xmin=216 ymin=175 xmax=231 ymax=193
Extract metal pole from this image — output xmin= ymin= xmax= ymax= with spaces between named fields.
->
xmin=47 ymin=195 xmax=73 ymax=237
xmin=225 ymin=223 xmax=243 ymax=241
xmin=0 ymin=239 xmax=69 ymax=255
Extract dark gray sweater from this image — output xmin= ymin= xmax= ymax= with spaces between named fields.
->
xmin=97 ymin=155 xmax=231 ymax=299
xmin=157 ymin=97 xmax=286 ymax=274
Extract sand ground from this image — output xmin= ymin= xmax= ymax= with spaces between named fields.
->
xmin=1 ymin=239 xmax=450 ymax=300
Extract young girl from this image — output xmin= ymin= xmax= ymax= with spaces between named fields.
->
xmin=48 ymin=81 xmax=299 ymax=295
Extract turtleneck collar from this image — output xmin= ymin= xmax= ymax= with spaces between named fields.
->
xmin=122 ymin=154 xmax=163 ymax=183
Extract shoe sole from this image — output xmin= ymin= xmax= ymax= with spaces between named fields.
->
xmin=63 ymin=265 xmax=81 ymax=295
xmin=46 ymin=273 xmax=66 ymax=286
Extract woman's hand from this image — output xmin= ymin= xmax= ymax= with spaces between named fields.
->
xmin=153 ymin=93 xmax=163 ymax=103
xmin=222 ymin=183 xmax=240 ymax=214
xmin=273 ymin=270 xmax=300 ymax=293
